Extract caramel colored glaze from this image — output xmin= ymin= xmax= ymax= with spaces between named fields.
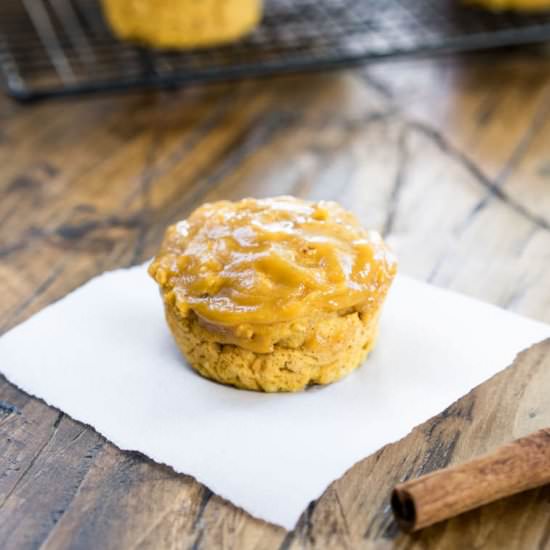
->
xmin=149 ymin=196 xmax=397 ymax=352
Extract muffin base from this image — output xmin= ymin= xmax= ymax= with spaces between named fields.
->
xmin=165 ymin=305 xmax=379 ymax=392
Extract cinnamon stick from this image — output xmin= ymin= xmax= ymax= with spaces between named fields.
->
xmin=391 ymin=428 xmax=550 ymax=532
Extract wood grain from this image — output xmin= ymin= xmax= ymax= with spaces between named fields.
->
xmin=1 ymin=48 xmax=550 ymax=549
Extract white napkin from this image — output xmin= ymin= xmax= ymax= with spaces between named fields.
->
xmin=0 ymin=265 xmax=548 ymax=529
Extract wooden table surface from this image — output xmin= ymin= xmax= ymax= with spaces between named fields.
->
xmin=1 ymin=49 xmax=550 ymax=549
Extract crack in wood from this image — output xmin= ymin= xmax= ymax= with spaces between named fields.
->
xmin=69 ymin=428 xmax=87 ymax=445
xmin=303 ymin=500 xmax=318 ymax=544
xmin=0 ymin=411 xmax=63 ymax=510
xmin=0 ymin=240 xmax=28 ymax=258
xmin=363 ymin=452 xmax=422 ymax=541
xmin=356 ymin=69 xmax=394 ymax=100
xmin=425 ymin=398 xmax=475 ymax=439
xmin=55 ymin=215 xmax=143 ymax=240
xmin=190 ymin=529 xmax=204 ymax=550
xmin=407 ymin=120 xmax=550 ymax=232
xmin=418 ymin=431 xmax=461 ymax=477
xmin=380 ymin=506 xmax=401 ymax=540
xmin=426 ymin=250 xmax=451 ymax=285
xmin=465 ymin=89 xmax=550 ymax=227
xmin=333 ymin=488 xmax=352 ymax=540
xmin=37 ymin=440 xmax=106 ymax=549
xmin=277 ymin=530 xmax=295 ymax=550
xmin=476 ymin=93 xmax=498 ymax=126
xmin=0 ymin=214 xmax=145 ymax=265
xmin=383 ymin=128 xmax=409 ymax=238
xmin=191 ymin=486 xmax=213 ymax=532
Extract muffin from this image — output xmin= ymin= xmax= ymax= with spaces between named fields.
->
xmin=149 ymin=197 xmax=397 ymax=392
xmin=101 ymin=0 xmax=262 ymax=49
xmin=466 ymin=0 xmax=550 ymax=10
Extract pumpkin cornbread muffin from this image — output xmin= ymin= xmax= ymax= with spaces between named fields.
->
xmin=149 ymin=197 xmax=397 ymax=392
xmin=101 ymin=0 xmax=262 ymax=49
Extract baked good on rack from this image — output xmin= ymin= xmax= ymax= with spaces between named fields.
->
xmin=101 ymin=0 xmax=262 ymax=49
xmin=466 ymin=0 xmax=550 ymax=10
xmin=149 ymin=196 xmax=397 ymax=392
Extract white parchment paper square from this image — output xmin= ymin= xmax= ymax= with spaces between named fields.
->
xmin=0 ymin=265 xmax=548 ymax=529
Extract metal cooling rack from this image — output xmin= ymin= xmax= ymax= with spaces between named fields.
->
xmin=1 ymin=0 xmax=550 ymax=101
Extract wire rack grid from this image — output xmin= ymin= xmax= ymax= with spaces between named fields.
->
xmin=1 ymin=0 xmax=550 ymax=101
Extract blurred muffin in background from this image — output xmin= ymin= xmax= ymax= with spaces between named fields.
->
xmin=101 ymin=0 xmax=262 ymax=49
xmin=468 ymin=0 xmax=550 ymax=10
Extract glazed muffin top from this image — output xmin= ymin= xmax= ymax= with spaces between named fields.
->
xmin=149 ymin=196 xmax=397 ymax=329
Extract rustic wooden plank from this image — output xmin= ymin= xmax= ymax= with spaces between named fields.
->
xmin=1 ymin=49 xmax=550 ymax=549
